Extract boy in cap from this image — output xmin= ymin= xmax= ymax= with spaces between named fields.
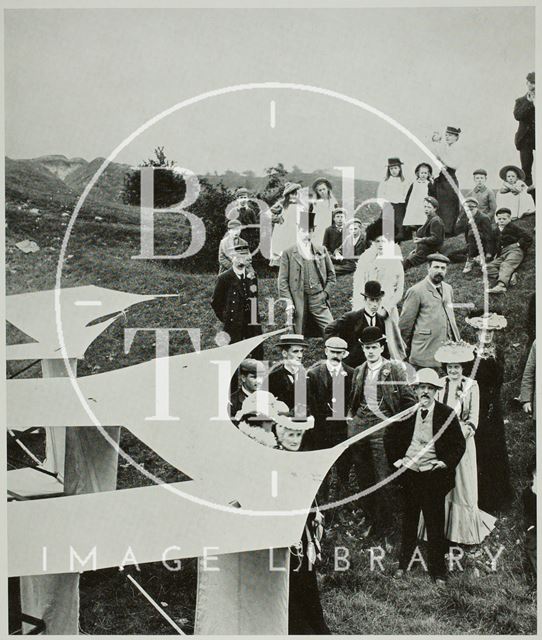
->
xmin=384 ymin=368 xmax=465 ymax=586
xmin=486 ymin=207 xmax=532 ymax=294
xmin=322 ymin=207 xmax=346 ymax=256
xmin=465 ymin=169 xmax=497 ymax=220
xmin=403 ymin=196 xmax=445 ymax=271
xmin=454 ymin=197 xmax=494 ymax=273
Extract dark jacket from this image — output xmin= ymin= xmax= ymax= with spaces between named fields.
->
xmin=324 ymin=310 xmax=388 ymax=368
xmin=267 ymin=363 xmax=307 ymax=410
xmin=229 ymin=387 xmax=251 ymax=420
xmin=492 ymin=221 xmax=532 ymax=255
xmin=306 ymin=361 xmax=354 ymax=449
xmin=322 ymin=225 xmax=344 ymax=255
xmin=383 ymin=400 xmax=466 ymax=492
xmin=333 ymin=234 xmax=367 ymax=274
xmin=211 ymin=268 xmax=260 ymax=334
xmin=514 ymin=95 xmax=535 ymax=151
xmin=416 ymin=214 xmax=445 ymax=249
xmin=455 ymin=210 xmax=495 ymax=255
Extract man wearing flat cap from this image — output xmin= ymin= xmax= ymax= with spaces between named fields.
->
xmin=229 ymin=358 xmax=266 ymax=419
xmin=211 ymin=243 xmax=263 ymax=358
xmin=403 ymin=196 xmax=445 ymax=271
xmin=399 ymin=253 xmax=460 ymax=370
xmin=346 ymin=326 xmax=417 ymax=537
xmin=453 ymin=197 xmax=495 ymax=273
xmin=514 ymin=72 xmax=535 ymax=188
xmin=267 ymin=334 xmax=308 ymax=411
xmin=324 ymin=280 xmax=389 ymax=368
xmin=384 ymin=368 xmax=465 ymax=586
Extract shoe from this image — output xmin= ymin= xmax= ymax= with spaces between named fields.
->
xmin=462 ymin=261 xmax=472 ymax=274
xmin=393 ymin=569 xmax=405 ymax=579
xmin=487 ymin=283 xmax=507 ymax=294
xmin=510 ymin=273 xmax=518 ymax=286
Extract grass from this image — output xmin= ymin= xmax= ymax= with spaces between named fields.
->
xmin=6 ymin=189 xmax=537 ymax=635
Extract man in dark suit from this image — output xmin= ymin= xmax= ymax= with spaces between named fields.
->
xmin=267 ymin=334 xmax=307 ymax=410
xmin=211 ymin=244 xmax=263 ymax=359
xmin=229 ymin=359 xmax=265 ymax=420
xmin=514 ymin=72 xmax=535 ymax=188
xmin=347 ymin=327 xmax=417 ymax=537
xmin=332 ymin=217 xmax=367 ymax=275
xmin=384 ymin=368 xmax=466 ymax=585
xmin=324 ymin=280 xmax=389 ymax=368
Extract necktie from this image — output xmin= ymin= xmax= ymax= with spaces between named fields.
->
xmin=366 ymin=314 xmax=375 ymax=326
xmin=435 ymin=285 xmax=443 ymax=297
xmin=420 ymin=409 xmax=428 ymax=421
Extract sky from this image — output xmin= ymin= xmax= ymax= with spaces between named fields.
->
xmin=4 ymin=7 xmax=535 ymax=185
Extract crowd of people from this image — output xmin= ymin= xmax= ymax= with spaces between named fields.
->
xmin=209 ymin=72 xmax=536 ymax=633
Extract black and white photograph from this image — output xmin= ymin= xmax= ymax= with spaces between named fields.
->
xmin=3 ymin=2 xmax=538 ymax=635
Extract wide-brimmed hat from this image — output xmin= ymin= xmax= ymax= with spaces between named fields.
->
xmin=414 ymin=368 xmax=444 ymax=388
xmin=278 ymin=333 xmax=307 ymax=348
xmin=415 ymin=162 xmax=433 ymax=176
xmin=325 ymin=336 xmax=348 ymax=351
xmin=426 ymin=252 xmax=450 ymax=265
xmin=312 ymin=177 xmax=333 ymax=192
xmin=465 ymin=312 xmax=507 ymax=332
xmin=234 ymin=390 xmax=279 ymax=423
xmin=434 ymin=341 xmax=475 ymax=364
xmin=282 ymin=182 xmax=302 ymax=197
xmin=361 ymin=280 xmax=385 ymax=298
xmin=499 ymin=165 xmax=525 ymax=181
xmin=359 ymin=326 xmax=386 ymax=345
xmin=446 ymin=126 xmax=461 ymax=136
xmin=387 ymin=157 xmax=403 ymax=166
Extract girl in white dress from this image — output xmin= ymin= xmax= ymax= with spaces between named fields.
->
xmin=352 ymin=218 xmax=406 ymax=360
xmin=403 ymin=162 xmax=435 ymax=238
xmin=496 ymin=165 xmax=535 ymax=220
xmin=311 ymin=177 xmax=338 ymax=246
xmin=377 ymin=158 xmax=409 ymax=241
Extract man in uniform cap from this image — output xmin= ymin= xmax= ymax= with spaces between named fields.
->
xmin=229 ymin=358 xmax=266 ymax=419
xmin=403 ymin=196 xmax=445 ymax=270
xmin=346 ymin=326 xmax=417 ymax=538
xmin=453 ymin=196 xmax=495 ymax=273
xmin=384 ymin=368 xmax=465 ymax=586
xmin=267 ymin=334 xmax=308 ymax=410
xmin=514 ymin=72 xmax=535 ymax=188
xmin=399 ymin=253 xmax=460 ymax=369
xmin=211 ymin=243 xmax=263 ymax=359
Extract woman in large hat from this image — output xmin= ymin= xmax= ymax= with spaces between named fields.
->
xmin=463 ymin=311 xmax=513 ymax=512
xmin=270 ymin=182 xmax=308 ymax=265
xmin=430 ymin=126 xmax=462 ymax=235
xmin=311 ymin=177 xmax=338 ymax=246
xmin=352 ymin=217 xmax=406 ymax=360
xmin=433 ymin=341 xmax=496 ymax=544
xmin=496 ymin=164 xmax=535 ymax=220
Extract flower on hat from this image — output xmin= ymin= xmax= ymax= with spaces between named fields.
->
xmin=238 ymin=422 xmax=278 ymax=448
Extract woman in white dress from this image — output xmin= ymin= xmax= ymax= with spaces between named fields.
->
xmin=311 ymin=177 xmax=338 ymax=246
xmin=270 ymin=182 xmax=306 ymax=266
xmin=496 ymin=164 xmax=535 ymax=220
xmin=352 ymin=217 xmax=406 ymax=360
xmin=434 ymin=341 xmax=496 ymax=545
xmin=403 ymin=162 xmax=435 ymax=238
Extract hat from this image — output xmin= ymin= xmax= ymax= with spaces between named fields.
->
xmin=446 ymin=126 xmax=461 ymax=136
xmin=332 ymin=207 xmax=347 ymax=218
xmin=473 ymin=168 xmax=487 ymax=176
xmin=527 ymin=72 xmax=535 ymax=83
xmin=278 ymin=333 xmax=307 ymax=348
xmin=426 ymin=252 xmax=450 ymax=265
xmin=239 ymin=358 xmax=265 ymax=375
xmin=359 ymin=326 xmax=386 ymax=345
xmin=235 ymin=187 xmax=249 ymax=197
xmin=233 ymin=241 xmax=250 ymax=255
xmin=434 ymin=341 xmax=475 ymax=364
xmin=415 ymin=162 xmax=433 ymax=176
xmin=465 ymin=312 xmax=507 ymax=332
xmin=424 ymin=196 xmax=439 ymax=210
xmin=361 ymin=280 xmax=385 ymax=298
xmin=312 ymin=177 xmax=333 ymax=193
xmin=282 ymin=182 xmax=301 ymax=197
xmin=387 ymin=157 xmax=403 ymax=166
xmin=499 ymin=165 xmax=525 ymax=181
xmin=463 ymin=197 xmax=479 ymax=207
xmin=227 ymin=219 xmax=242 ymax=229
xmin=325 ymin=336 xmax=348 ymax=350
xmin=365 ymin=218 xmax=384 ymax=244
xmin=414 ymin=368 xmax=444 ymax=388
xmin=495 ymin=207 xmax=512 ymax=217
xmin=345 ymin=217 xmax=362 ymax=229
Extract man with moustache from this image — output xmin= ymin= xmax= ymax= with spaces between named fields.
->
xmin=384 ymin=368 xmax=465 ymax=586
xmin=399 ymin=254 xmax=460 ymax=370
xmin=267 ymin=334 xmax=307 ymax=411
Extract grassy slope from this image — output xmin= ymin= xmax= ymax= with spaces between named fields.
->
xmin=6 ymin=191 xmax=536 ymax=634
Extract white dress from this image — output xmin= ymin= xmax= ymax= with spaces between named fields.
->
xmin=377 ymin=177 xmax=409 ymax=204
xmin=312 ymin=195 xmax=338 ymax=246
xmin=496 ymin=180 xmax=535 ymax=220
xmin=403 ymin=179 xmax=430 ymax=227
xmin=351 ymin=243 xmax=406 ymax=361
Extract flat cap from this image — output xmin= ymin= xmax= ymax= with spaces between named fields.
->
xmin=426 ymin=252 xmax=450 ymax=264
xmin=325 ymin=336 xmax=348 ymax=350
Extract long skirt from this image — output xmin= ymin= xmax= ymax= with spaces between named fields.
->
xmin=434 ymin=168 xmax=460 ymax=235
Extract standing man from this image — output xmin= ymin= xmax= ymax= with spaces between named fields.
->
xmin=324 ymin=281 xmax=389 ymax=368
xmin=347 ymin=327 xmax=417 ymax=538
xmin=278 ymin=220 xmax=336 ymax=338
xmin=384 ymin=368 xmax=465 ymax=586
xmin=267 ymin=334 xmax=307 ymax=411
xmin=211 ymin=244 xmax=263 ymax=359
xmin=228 ymin=187 xmax=260 ymax=251
xmin=399 ymin=254 xmax=460 ymax=370
xmin=514 ymin=72 xmax=535 ymax=189
xmin=229 ymin=358 xmax=265 ymax=419
xmin=403 ymin=197 xmax=445 ymax=271
xmin=218 ymin=220 xmax=245 ymax=274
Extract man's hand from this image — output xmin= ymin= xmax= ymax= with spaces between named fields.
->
xmin=523 ymin=402 xmax=533 ymax=416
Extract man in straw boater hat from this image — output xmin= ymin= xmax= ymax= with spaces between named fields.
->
xmin=346 ymin=326 xmax=417 ymax=538
xmin=399 ymin=253 xmax=460 ymax=370
xmin=211 ymin=242 xmax=263 ymax=359
xmin=325 ymin=280 xmax=389 ymax=368
xmin=403 ymin=196 xmax=445 ymax=271
xmin=267 ymin=334 xmax=308 ymax=411
xmin=384 ymin=368 xmax=465 ymax=587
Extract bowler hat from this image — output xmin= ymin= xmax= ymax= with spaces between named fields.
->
xmin=424 ymin=196 xmax=439 ymax=210
xmin=282 ymin=182 xmax=302 ymax=198
xmin=473 ymin=168 xmax=487 ymax=176
xmin=359 ymin=326 xmax=386 ymax=345
xmin=325 ymin=336 xmax=348 ymax=350
xmin=499 ymin=165 xmax=525 ymax=181
xmin=278 ymin=333 xmax=307 ymax=348
xmin=312 ymin=177 xmax=333 ymax=193
xmin=387 ymin=157 xmax=403 ymax=166
xmin=361 ymin=280 xmax=385 ymax=299
xmin=414 ymin=368 xmax=444 ymax=388
xmin=446 ymin=126 xmax=461 ymax=136
xmin=426 ymin=252 xmax=450 ymax=265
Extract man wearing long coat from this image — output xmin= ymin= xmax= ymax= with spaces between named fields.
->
xmin=514 ymin=72 xmax=535 ymax=186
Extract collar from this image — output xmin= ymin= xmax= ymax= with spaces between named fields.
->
xmin=474 ymin=185 xmax=486 ymax=193
xmin=326 ymin=361 xmax=342 ymax=375
xmin=367 ymin=358 xmax=384 ymax=372
xmin=418 ymin=402 xmax=435 ymax=417
xmin=233 ymin=267 xmax=246 ymax=278
xmin=240 ymin=386 xmax=251 ymax=397
xmin=426 ymin=276 xmax=443 ymax=292
xmin=284 ymin=363 xmax=298 ymax=376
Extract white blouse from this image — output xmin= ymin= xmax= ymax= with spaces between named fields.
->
xmin=377 ymin=176 xmax=409 ymax=204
